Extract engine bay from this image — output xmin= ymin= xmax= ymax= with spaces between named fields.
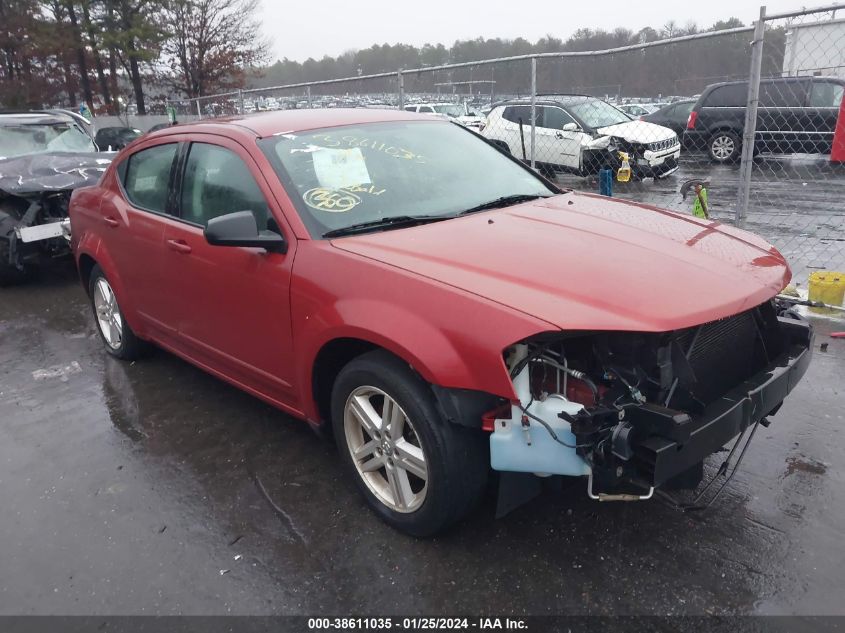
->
xmin=490 ymin=299 xmax=809 ymax=500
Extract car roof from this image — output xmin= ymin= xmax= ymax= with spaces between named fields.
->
xmin=147 ymin=108 xmax=432 ymax=140
xmin=496 ymin=95 xmax=598 ymax=107
xmin=0 ymin=111 xmax=75 ymax=126
xmin=704 ymin=75 xmax=845 ymax=91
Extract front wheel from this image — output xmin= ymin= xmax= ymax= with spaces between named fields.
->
xmin=708 ymin=130 xmax=741 ymax=163
xmin=331 ymin=350 xmax=488 ymax=536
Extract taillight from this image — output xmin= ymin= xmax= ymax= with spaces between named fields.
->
xmin=687 ymin=110 xmax=698 ymax=130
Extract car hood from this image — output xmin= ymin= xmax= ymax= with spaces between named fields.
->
xmin=597 ymin=120 xmax=677 ymax=144
xmin=0 ymin=151 xmax=115 ymax=195
xmin=330 ymin=193 xmax=790 ymax=333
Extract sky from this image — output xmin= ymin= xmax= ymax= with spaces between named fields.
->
xmin=260 ymin=0 xmax=805 ymax=63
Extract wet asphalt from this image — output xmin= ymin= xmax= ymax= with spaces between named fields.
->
xmin=1 ymin=175 xmax=845 ymax=616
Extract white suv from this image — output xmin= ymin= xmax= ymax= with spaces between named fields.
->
xmin=482 ymin=95 xmax=680 ymax=179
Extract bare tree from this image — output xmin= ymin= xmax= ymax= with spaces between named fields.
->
xmin=162 ymin=0 xmax=268 ymax=98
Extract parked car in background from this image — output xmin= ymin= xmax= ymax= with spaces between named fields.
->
xmin=403 ymin=102 xmax=485 ymax=129
xmin=619 ymin=103 xmax=651 ymax=117
xmin=94 ymin=126 xmax=142 ymax=151
xmin=147 ymin=122 xmax=176 ymax=134
xmin=641 ymin=100 xmax=696 ymax=136
xmin=684 ymin=76 xmax=845 ymax=162
xmin=0 ymin=111 xmax=111 ymax=284
xmin=483 ymin=95 xmax=680 ymax=179
xmin=69 ymin=109 xmax=810 ymax=536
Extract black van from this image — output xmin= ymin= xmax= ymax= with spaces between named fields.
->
xmin=684 ymin=76 xmax=845 ymax=162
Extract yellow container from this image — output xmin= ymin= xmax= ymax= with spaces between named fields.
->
xmin=616 ymin=152 xmax=631 ymax=182
xmin=808 ymin=271 xmax=845 ymax=312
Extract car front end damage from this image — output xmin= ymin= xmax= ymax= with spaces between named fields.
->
xmin=584 ymin=130 xmax=681 ymax=178
xmin=487 ymin=298 xmax=812 ymax=507
xmin=0 ymin=152 xmax=112 ymax=283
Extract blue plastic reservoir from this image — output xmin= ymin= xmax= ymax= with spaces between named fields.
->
xmin=489 ymin=395 xmax=592 ymax=477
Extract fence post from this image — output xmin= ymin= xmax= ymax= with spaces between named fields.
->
xmin=397 ymin=70 xmax=405 ymax=110
xmin=306 ymin=85 xmax=312 ymax=108
xmin=195 ymin=98 xmax=201 ymax=119
xmin=530 ymin=57 xmax=537 ymax=169
xmin=736 ymin=5 xmax=767 ymax=228
xmin=238 ymin=89 xmax=245 ymax=115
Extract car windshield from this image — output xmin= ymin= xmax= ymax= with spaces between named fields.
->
xmin=567 ymin=99 xmax=632 ymax=128
xmin=0 ymin=122 xmax=96 ymax=159
xmin=259 ymin=120 xmax=555 ymax=238
xmin=432 ymin=104 xmax=465 ymax=117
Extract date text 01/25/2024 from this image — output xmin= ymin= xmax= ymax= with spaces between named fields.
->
xmin=307 ymin=617 xmax=528 ymax=630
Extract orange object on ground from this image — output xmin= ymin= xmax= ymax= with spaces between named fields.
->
xmin=832 ymin=93 xmax=845 ymax=163
xmin=831 ymin=332 xmax=845 ymax=338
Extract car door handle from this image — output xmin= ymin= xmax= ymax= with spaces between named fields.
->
xmin=166 ymin=238 xmax=192 ymax=254
xmin=555 ymin=132 xmax=564 ymax=139
xmin=103 ymin=216 xmax=119 ymax=227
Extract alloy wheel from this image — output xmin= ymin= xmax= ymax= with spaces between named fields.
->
xmin=711 ymin=135 xmax=736 ymax=160
xmin=93 ymin=277 xmax=123 ymax=349
xmin=343 ymin=385 xmax=428 ymax=513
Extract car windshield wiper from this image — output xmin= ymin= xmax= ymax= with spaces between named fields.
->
xmin=458 ymin=194 xmax=551 ymax=216
xmin=322 ymin=215 xmax=450 ymax=238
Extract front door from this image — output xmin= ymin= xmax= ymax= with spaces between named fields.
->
xmin=804 ymin=80 xmax=844 ymax=154
xmin=157 ymin=140 xmax=298 ymax=408
xmin=534 ymin=106 xmax=583 ymax=171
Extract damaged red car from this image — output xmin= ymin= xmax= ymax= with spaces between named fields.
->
xmin=68 ymin=109 xmax=812 ymax=536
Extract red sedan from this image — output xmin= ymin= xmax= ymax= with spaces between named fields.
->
xmin=69 ymin=109 xmax=812 ymax=535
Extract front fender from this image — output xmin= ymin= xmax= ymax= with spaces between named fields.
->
xmin=291 ymin=242 xmax=554 ymax=420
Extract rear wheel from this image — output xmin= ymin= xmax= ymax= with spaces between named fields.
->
xmin=88 ymin=265 xmax=145 ymax=360
xmin=708 ymin=130 xmax=741 ymax=163
xmin=331 ymin=350 xmax=488 ymax=536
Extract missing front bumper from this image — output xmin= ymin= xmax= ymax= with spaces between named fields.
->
xmin=631 ymin=316 xmax=813 ymax=487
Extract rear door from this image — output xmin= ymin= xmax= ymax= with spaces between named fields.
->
xmin=804 ymin=79 xmax=845 ymax=153
xmin=497 ymin=106 xmax=533 ymax=160
xmin=101 ymin=142 xmax=180 ymax=339
xmin=156 ymin=138 xmax=299 ymax=407
xmin=757 ymin=79 xmax=809 ymax=153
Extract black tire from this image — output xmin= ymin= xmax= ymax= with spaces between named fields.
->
xmin=0 ymin=238 xmax=27 ymax=286
xmin=88 ymin=264 xmax=145 ymax=360
xmin=331 ymin=350 xmax=488 ymax=537
xmin=491 ymin=140 xmax=512 ymax=155
xmin=708 ymin=130 xmax=741 ymax=163
xmin=0 ymin=213 xmax=32 ymax=286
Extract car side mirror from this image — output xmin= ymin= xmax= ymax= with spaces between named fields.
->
xmin=204 ymin=211 xmax=287 ymax=254
xmin=562 ymin=122 xmax=579 ymax=132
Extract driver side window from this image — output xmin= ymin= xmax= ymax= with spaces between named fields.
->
xmin=180 ymin=143 xmax=270 ymax=229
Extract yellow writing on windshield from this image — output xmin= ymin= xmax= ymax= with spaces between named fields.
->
xmin=303 ymin=187 xmax=361 ymax=212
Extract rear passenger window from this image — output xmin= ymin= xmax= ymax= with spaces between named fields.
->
xmin=122 ymin=144 xmax=177 ymax=213
xmin=810 ymin=82 xmax=844 ymax=108
xmin=180 ymin=143 xmax=269 ymax=228
xmin=502 ymin=106 xmax=533 ymax=124
xmin=704 ymin=84 xmax=747 ymax=107
xmin=759 ymin=81 xmax=807 ymax=107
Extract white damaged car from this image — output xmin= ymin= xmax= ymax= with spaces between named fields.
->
xmin=482 ymin=95 xmax=680 ymax=179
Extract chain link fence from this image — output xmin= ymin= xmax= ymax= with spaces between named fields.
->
xmin=180 ymin=3 xmax=845 ymax=296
